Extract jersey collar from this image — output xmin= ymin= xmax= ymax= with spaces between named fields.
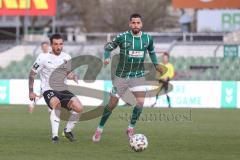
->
xmin=129 ymin=30 xmax=142 ymax=37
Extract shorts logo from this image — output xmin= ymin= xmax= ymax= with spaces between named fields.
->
xmin=47 ymin=91 xmax=54 ymax=99
xmin=112 ymin=87 xmax=118 ymax=94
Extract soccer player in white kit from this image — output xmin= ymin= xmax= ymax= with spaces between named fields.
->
xmin=28 ymin=41 xmax=50 ymax=113
xmin=28 ymin=34 xmax=83 ymax=143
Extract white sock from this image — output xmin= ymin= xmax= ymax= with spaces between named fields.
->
xmin=65 ymin=111 xmax=80 ymax=132
xmin=50 ymin=109 xmax=61 ymax=138
xmin=48 ymin=108 xmax=52 ymax=113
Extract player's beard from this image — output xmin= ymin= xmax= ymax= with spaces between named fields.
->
xmin=132 ymin=28 xmax=141 ymax=35
xmin=53 ymin=48 xmax=62 ymax=55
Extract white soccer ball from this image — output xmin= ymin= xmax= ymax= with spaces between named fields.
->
xmin=129 ymin=134 xmax=148 ymax=152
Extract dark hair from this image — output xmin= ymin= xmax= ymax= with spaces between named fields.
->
xmin=49 ymin=34 xmax=63 ymax=44
xmin=41 ymin=41 xmax=49 ymax=46
xmin=163 ymin=52 xmax=169 ymax=58
xmin=129 ymin=13 xmax=142 ymax=21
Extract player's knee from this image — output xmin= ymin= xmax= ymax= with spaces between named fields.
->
xmin=50 ymin=97 xmax=61 ymax=109
xmin=74 ymin=105 xmax=83 ymax=113
xmin=68 ymin=98 xmax=83 ymax=113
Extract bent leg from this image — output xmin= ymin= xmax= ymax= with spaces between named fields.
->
xmin=65 ymin=97 xmax=84 ymax=133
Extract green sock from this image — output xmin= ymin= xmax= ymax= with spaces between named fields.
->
xmin=99 ymin=105 xmax=112 ymax=128
xmin=129 ymin=106 xmax=143 ymax=128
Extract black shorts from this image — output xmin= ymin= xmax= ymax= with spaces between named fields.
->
xmin=43 ymin=90 xmax=75 ymax=110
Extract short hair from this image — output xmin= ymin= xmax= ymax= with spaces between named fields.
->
xmin=49 ymin=34 xmax=63 ymax=44
xmin=41 ymin=41 xmax=49 ymax=46
xmin=163 ymin=52 xmax=169 ymax=58
xmin=129 ymin=13 xmax=142 ymax=21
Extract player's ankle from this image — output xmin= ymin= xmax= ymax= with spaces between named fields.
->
xmin=128 ymin=124 xmax=135 ymax=129
xmin=97 ymin=126 xmax=103 ymax=132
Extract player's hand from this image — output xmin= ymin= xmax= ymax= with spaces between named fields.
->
xmin=29 ymin=92 xmax=38 ymax=102
xmin=73 ymin=75 xmax=79 ymax=84
xmin=104 ymin=58 xmax=110 ymax=65
xmin=156 ymin=64 xmax=164 ymax=75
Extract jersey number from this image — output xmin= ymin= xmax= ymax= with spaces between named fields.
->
xmin=47 ymin=92 xmax=54 ymax=99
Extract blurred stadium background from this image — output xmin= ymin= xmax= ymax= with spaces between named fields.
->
xmin=0 ymin=1 xmax=240 ymax=159
xmin=0 ymin=0 xmax=240 ymax=108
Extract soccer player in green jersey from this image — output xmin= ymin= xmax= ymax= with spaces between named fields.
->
xmin=92 ymin=13 xmax=162 ymax=142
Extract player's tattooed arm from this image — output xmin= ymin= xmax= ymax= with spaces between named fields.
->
xmin=29 ymin=70 xmax=36 ymax=92
xmin=28 ymin=70 xmax=37 ymax=101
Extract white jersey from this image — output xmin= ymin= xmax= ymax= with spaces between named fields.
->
xmin=32 ymin=52 xmax=71 ymax=93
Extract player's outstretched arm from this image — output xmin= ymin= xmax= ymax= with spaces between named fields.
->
xmin=28 ymin=70 xmax=38 ymax=101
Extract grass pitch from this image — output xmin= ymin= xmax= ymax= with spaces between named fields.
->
xmin=0 ymin=105 xmax=240 ymax=160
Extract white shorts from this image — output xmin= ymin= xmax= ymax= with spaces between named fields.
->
xmin=111 ymin=76 xmax=147 ymax=98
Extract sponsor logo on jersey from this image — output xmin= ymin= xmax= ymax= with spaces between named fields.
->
xmin=111 ymin=87 xmax=118 ymax=95
xmin=128 ymin=51 xmax=144 ymax=58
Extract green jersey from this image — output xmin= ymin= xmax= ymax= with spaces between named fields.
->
xmin=104 ymin=30 xmax=158 ymax=78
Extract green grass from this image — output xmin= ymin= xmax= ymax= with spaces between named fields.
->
xmin=0 ymin=105 xmax=240 ymax=160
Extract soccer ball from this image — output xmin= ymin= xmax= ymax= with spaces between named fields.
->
xmin=129 ymin=134 xmax=148 ymax=152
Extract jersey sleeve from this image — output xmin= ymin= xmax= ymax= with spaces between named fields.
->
xmin=168 ymin=63 xmax=175 ymax=79
xmin=65 ymin=53 xmax=71 ymax=61
xmin=31 ymin=55 xmax=45 ymax=73
xmin=147 ymin=35 xmax=158 ymax=66
xmin=104 ymin=34 xmax=122 ymax=59
xmin=147 ymin=35 xmax=155 ymax=53
xmin=64 ymin=53 xmax=72 ymax=72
